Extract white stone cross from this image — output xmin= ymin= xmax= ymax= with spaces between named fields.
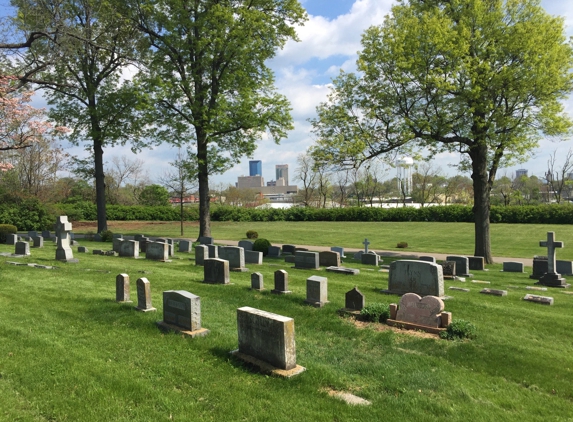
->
xmin=539 ymin=231 xmax=563 ymax=274
xmin=55 ymin=216 xmax=73 ymax=261
xmin=363 ymin=238 xmax=370 ymax=253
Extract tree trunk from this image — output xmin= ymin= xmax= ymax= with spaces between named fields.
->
xmin=94 ymin=138 xmax=107 ymax=234
xmin=197 ymin=132 xmax=211 ymax=238
xmin=180 ymin=191 xmax=184 ymax=236
xmin=470 ymin=143 xmax=494 ymax=264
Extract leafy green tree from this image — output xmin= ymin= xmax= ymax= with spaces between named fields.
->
xmin=126 ymin=0 xmax=306 ymax=238
xmin=311 ymin=0 xmax=573 ymax=262
xmin=138 ymin=184 xmax=170 ymax=207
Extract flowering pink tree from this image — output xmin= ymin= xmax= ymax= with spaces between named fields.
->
xmin=0 ymin=76 xmax=68 ymax=171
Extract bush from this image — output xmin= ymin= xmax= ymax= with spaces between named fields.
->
xmin=246 ymin=230 xmax=258 ymax=239
xmin=360 ymin=303 xmax=390 ymax=323
xmin=0 ymin=224 xmax=17 ymax=243
xmin=252 ymin=238 xmax=271 ymax=256
xmin=100 ymin=230 xmax=114 ymax=242
xmin=440 ymin=319 xmax=477 ymax=340
xmin=396 ymin=242 xmax=408 ymax=248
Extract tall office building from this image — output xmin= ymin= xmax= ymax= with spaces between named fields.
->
xmin=515 ymin=169 xmax=528 ymax=178
xmin=275 ymin=164 xmax=289 ymax=186
xmin=249 ymin=160 xmax=262 ymax=176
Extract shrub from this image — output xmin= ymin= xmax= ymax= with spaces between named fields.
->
xmin=360 ymin=303 xmax=390 ymax=323
xmin=396 ymin=242 xmax=408 ymax=248
xmin=440 ymin=319 xmax=477 ymax=340
xmin=0 ymin=224 xmax=17 ymax=243
xmin=252 ymin=238 xmax=271 ymax=256
xmin=246 ymin=230 xmax=258 ymax=239
xmin=100 ymin=230 xmax=114 ymax=242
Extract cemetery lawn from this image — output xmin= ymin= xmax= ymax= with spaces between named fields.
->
xmin=1 ymin=242 xmax=572 ymax=421
xmin=79 ymin=220 xmax=573 ymax=260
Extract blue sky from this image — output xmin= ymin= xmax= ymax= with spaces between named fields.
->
xmin=3 ymin=0 xmax=573 ymax=188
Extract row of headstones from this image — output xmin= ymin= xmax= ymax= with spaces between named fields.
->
xmin=195 ymin=245 xmax=261 ymax=269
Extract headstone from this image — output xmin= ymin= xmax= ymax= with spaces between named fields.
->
xmin=165 ymin=238 xmax=174 ymax=256
xmin=319 ymin=251 xmax=340 ymax=267
xmin=480 ymin=288 xmax=508 ymax=296
xmin=326 ymin=266 xmax=360 ymax=275
xmin=207 ymin=244 xmax=218 ymax=259
xmin=418 ymin=256 xmax=436 ymax=263
xmin=112 ymin=237 xmax=124 ymax=253
xmin=179 ymin=240 xmax=193 ymax=253
xmin=78 ymin=246 xmax=89 ymax=253
xmin=251 ymin=272 xmax=264 ymax=290
xmin=234 ymin=307 xmax=304 ymax=375
xmin=139 ymin=236 xmax=149 ymax=253
xmin=217 ymin=245 xmax=226 ymax=260
xmin=345 ymin=287 xmax=364 ymax=311
xmin=440 ymin=261 xmax=456 ymax=278
xmin=305 ymin=275 xmax=328 ymax=307
xmin=119 ymin=240 xmax=139 ymax=258
xmin=116 ymin=273 xmax=132 ymax=303
xmin=41 ymin=230 xmax=51 ymax=239
xmin=134 ymin=277 xmax=156 ymax=312
xmin=362 ymin=238 xmax=370 ymax=253
xmin=272 ymin=270 xmax=291 ymax=294
xmin=32 ymin=236 xmax=44 ymax=248
xmin=361 ymin=252 xmax=379 ymax=266
xmin=203 ymin=258 xmax=230 ymax=284
xmin=468 ymin=256 xmax=485 ymax=271
xmin=222 ymin=246 xmax=248 ymax=271
xmin=134 ymin=234 xmax=145 ymax=242
xmin=523 ymin=294 xmax=554 ymax=305
xmin=113 ymin=233 xmax=123 ymax=239
xmin=385 ymin=260 xmax=445 ymax=297
xmin=353 ymin=251 xmax=363 ymax=260
xmin=14 ymin=241 xmax=30 ymax=256
xmin=294 ymin=251 xmax=319 ymax=270
xmin=238 ymin=240 xmax=254 ymax=251
xmin=5 ymin=233 xmax=18 ymax=245
xmin=28 ymin=231 xmax=37 ymax=238
xmin=55 ymin=216 xmax=74 ymax=261
xmin=446 ymin=256 xmax=471 ymax=277
xmin=294 ymin=247 xmax=308 ymax=252
xmin=267 ymin=246 xmax=281 ymax=257
xmin=503 ymin=261 xmax=524 ymax=272
xmin=284 ymin=255 xmax=295 ymax=263
xmin=157 ymin=290 xmax=209 ymax=337
xmin=199 ymin=236 xmax=214 ymax=245
xmin=556 ymin=260 xmax=573 ymax=276
xmin=536 ymin=232 xmax=569 ymax=288
xmin=530 ymin=256 xmax=548 ymax=280
xmin=245 ymin=250 xmax=263 ymax=265
xmin=145 ymin=242 xmax=169 ymax=261
xmin=282 ymin=244 xmax=296 ymax=255
xmin=331 ymin=246 xmax=346 ymax=258
xmin=394 ymin=293 xmax=447 ymax=328
xmin=195 ymin=244 xmax=209 ymax=266
xmin=93 ymin=233 xmax=102 ymax=242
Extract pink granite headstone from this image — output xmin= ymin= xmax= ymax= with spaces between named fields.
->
xmin=395 ymin=293 xmax=444 ymax=328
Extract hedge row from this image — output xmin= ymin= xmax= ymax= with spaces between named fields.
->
xmin=53 ymin=202 xmax=200 ymax=222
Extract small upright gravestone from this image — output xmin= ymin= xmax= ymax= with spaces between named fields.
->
xmin=134 ymin=277 xmax=156 ymax=312
xmin=440 ymin=261 xmax=456 ymax=279
xmin=195 ymin=244 xmax=209 ymax=266
xmin=15 ymin=241 xmax=30 ymax=256
xmin=556 ymin=260 xmax=573 ymax=276
xmin=207 ymin=244 xmax=218 ymax=259
xmin=305 ymin=275 xmax=328 ymax=307
xmin=5 ymin=234 xmax=18 ymax=245
xmin=238 ymin=240 xmax=253 ymax=251
xmin=222 ymin=246 xmax=248 ymax=272
xmin=55 ymin=216 xmax=75 ymax=262
xmin=419 ymin=256 xmax=436 ymax=263
xmin=119 ymin=240 xmax=139 ymax=258
xmin=503 ymin=262 xmax=524 ymax=272
xmin=251 ymin=272 xmax=264 ymax=290
xmin=32 ymin=236 xmax=44 ymax=248
xmin=267 ymin=246 xmax=281 ymax=257
xmin=385 ymin=260 xmax=445 ymax=297
xmin=145 ymin=242 xmax=169 ymax=261
xmin=245 ymin=250 xmax=263 ymax=265
xmin=199 ymin=236 xmax=214 ymax=245
xmin=387 ymin=293 xmax=451 ymax=334
xmin=446 ymin=256 xmax=472 ymax=277
xmin=179 ymin=240 xmax=193 ymax=253
xmin=203 ymin=258 xmax=230 ymax=284
xmin=331 ymin=246 xmax=346 ymax=258
xmin=116 ymin=273 xmax=132 ymax=303
xmin=156 ymin=290 xmax=209 ymax=337
xmin=319 ymin=251 xmax=340 ymax=267
xmin=468 ymin=256 xmax=485 ymax=271
xmin=530 ymin=256 xmax=548 ymax=280
xmin=272 ymin=270 xmax=291 ymax=294
xmin=345 ymin=287 xmax=365 ymax=311
xmin=294 ymin=251 xmax=319 ymax=270
xmin=536 ymin=232 xmax=570 ymax=288
xmin=361 ymin=252 xmax=379 ymax=266
xmin=282 ymin=244 xmax=296 ymax=255
xmin=232 ymin=306 xmax=305 ymax=377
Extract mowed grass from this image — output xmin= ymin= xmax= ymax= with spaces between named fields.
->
xmin=0 ymin=233 xmax=572 ymax=421
xmin=93 ymin=220 xmax=573 ymax=260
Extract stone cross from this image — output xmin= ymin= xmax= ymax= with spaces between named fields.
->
xmin=362 ymin=238 xmax=370 ymax=253
xmin=539 ymin=232 xmax=563 ymax=274
xmin=55 ymin=216 xmax=74 ymax=261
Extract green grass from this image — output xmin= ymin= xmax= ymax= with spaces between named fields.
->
xmin=1 ymin=235 xmax=573 ymax=421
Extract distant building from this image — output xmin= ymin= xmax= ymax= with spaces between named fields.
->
xmin=249 ymin=160 xmax=262 ymax=176
xmin=237 ymin=175 xmax=264 ymax=189
xmin=267 ymin=180 xmax=276 ymax=187
xmin=276 ymin=164 xmax=289 ymax=186
xmin=515 ymin=169 xmax=528 ymax=178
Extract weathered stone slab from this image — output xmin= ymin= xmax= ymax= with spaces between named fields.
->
xmin=222 ymin=246 xmax=247 ymax=271
xmin=119 ymin=240 xmax=139 ymax=258
xmin=523 ymin=294 xmax=554 ymax=305
xmin=245 ymin=250 xmax=263 ymax=265
xmin=251 ymin=272 xmax=264 ymax=290
xmin=203 ymin=258 xmax=230 ymax=284
xmin=32 ymin=236 xmax=44 ymax=248
xmin=446 ymin=255 xmax=471 ymax=277
xmin=238 ymin=240 xmax=253 ymax=251
xmin=195 ymin=244 xmax=208 ymax=266
xmin=345 ymin=287 xmax=364 ymax=311
xmin=156 ymin=290 xmax=209 ymax=337
xmin=272 ymin=270 xmax=290 ymax=294
xmin=468 ymin=256 xmax=485 ymax=271
xmin=330 ymin=246 xmax=346 ymax=258
xmin=319 ymin=251 xmax=340 ymax=267
xmin=394 ymin=293 xmax=445 ymax=328
xmin=386 ymin=260 xmax=444 ymax=297
xmin=305 ymin=275 xmax=328 ymax=307
xmin=294 ymin=251 xmax=319 ymax=270
xmin=418 ymin=256 xmax=436 ymax=263
xmin=503 ymin=261 xmax=524 ymax=272
xmin=480 ymin=288 xmax=507 ymax=297
xmin=179 ymin=240 xmax=193 ymax=253
xmin=267 ymin=246 xmax=281 ymax=257
xmin=199 ymin=236 xmax=214 ymax=245
xmin=235 ymin=306 xmax=303 ymax=374
xmin=146 ymin=242 xmax=169 ymax=261
xmin=325 ymin=266 xmax=360 ymax=275
xmin=440 ymin=261 xmax=456 ymax=278
xmin=116 ymin=273 xmax=132 ymax=303
xmin=15 ymin=241 xmax=30 ymax=256
xmin=361 ymin=252 xmax=379 ymax=266
xmin=134 ymin=277 xmax=156 ymax=312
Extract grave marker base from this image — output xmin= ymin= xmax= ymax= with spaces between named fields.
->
xmin=230 ymin=268 xmax=249 ymax=272
xmin=304 ymin=299 xmax=329 ymax=308
xmin=270 ymin=289 xmax=291 ymax=295
xmin=135 ymin=306 xmax=156 ymax=312
xmin=230 ymin=350 xmax=305 ymax=378
xmin=155 ymin=321 xmax=210 ymax=338
xmin=337 ymin=308 xmax=361 ymax=317
xmin=386 ymin=319 xmax=446 ymax=335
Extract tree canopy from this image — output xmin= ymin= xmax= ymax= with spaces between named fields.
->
xmin=311 ymin=0 xmax=573 ymax=262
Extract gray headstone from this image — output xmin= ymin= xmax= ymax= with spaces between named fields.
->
xmin=93 ymin=233 xmax=102 ymax=242
xmin=361 ymin=252 xmax=379 ymax=266
xmin=203 ymin=258 xmax=230 ymax=284
xmin=41 ymin=230 xmax=51 ymax=239
xmin=55 ymin=216 xmax=74 ymax=261
xmin=162 ymin=290 xmax=202 ymax=330
xmin=418 ymin=256 xmax=436 ymax=263
xmin=207 ymin=244 xmax=219 ymax=259
xmin=386 ymin=260 xmax=445 ymax=297
xmin=441 ymin=261 xmax=456 ymax=278
xmin=116 ymin=273 xmax=131 ymax=302
xmin=199 ymin=236 xmax=214 ymax=245
xmin=78 ymin=246 xmax=89 ymax=253
xmin=236 ymin=306 xmax=298 ymax=370
xmin=272 ymin=270 xmax=290 ymax=294
xmin=245 ymin=250 xmax=263 ymax=265
xmin=113 ymin=233 xmax=123 ymax=239
xmin=319 ymin=251 xmax=340 ymax=267
xmin=135 ymin=277 xmax=156 ymax=312
xmin=238 ymin=240 xmax=254 ymax=251
xmin=179 ymin=240 xmax=193 ymax=253
xmin=5 ymin=234 xmax=18 ymax=245
xmin=134 ymin=234 xmax=145 ymax=242
xmin=267 ymin=246 xmax=281 ymax=257
xmin=353 ymin=251 xmax=363 ymax=260
xmin=445 ymin=256 xmax=471 ymax=277
xmin=145 ymin=242 xmax=169 ymax=261
xmin=556 ymin=260 xmax=573 ymax=276
xmin=468 ymin=256 xmax=485 ymax=271
xmin=284 ymin=255 xmax=295 ymax=263
xmin=530 ymin=256 xmax=548 ymax=280
xmin=119 ymin=240 xmax=139 ymax=258
xmin=345 ymin=287 xmax=365 ymax=311
xmin=32 ymin=236 xmax=44 ymax=248
xmin=523 ymin=294 xmax=554 ymax=305
xmin=282 ymin=244 xmax=296 ymax=255
xmin=330 ymin=246 xmax=346 ymax=258
xmin=326 ymin=266 xmax=360 ymax=275
xmin=217 ymin=245 xmax=226 ymax=260
xmin=195 ymin=244 xmax=209 ymax=266
xmin=28 ymin=231 xmax=37 ymax=238
xmin=503 ymin=261 xmax=524 ymax=272
xmin=221 ymin=246 xmax=247 ymax=271
xmin=305 ymin=275 xmax=328 ymax=307
xmin=112 ymin=237 xmax=124 ymax=253
xmin=251 ymin=272 xmax=264 ymax=290
xmin=294 ymin=251 xmax=319 ymax=270
xmin=15 ymin=241 xmax=30 ymax=256
xmin=139 ymin=236 xmax=149 ymax=253
xmin=480 ymin=288 xmax=508 ymax=296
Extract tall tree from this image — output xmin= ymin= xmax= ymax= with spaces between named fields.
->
xmin=546 ymin=149 xmax=573 ymax=204
xmin=311 ymin=0 xmax=573 ymax=263
xmin=126 ymin=0 xmax=306 ymax=238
